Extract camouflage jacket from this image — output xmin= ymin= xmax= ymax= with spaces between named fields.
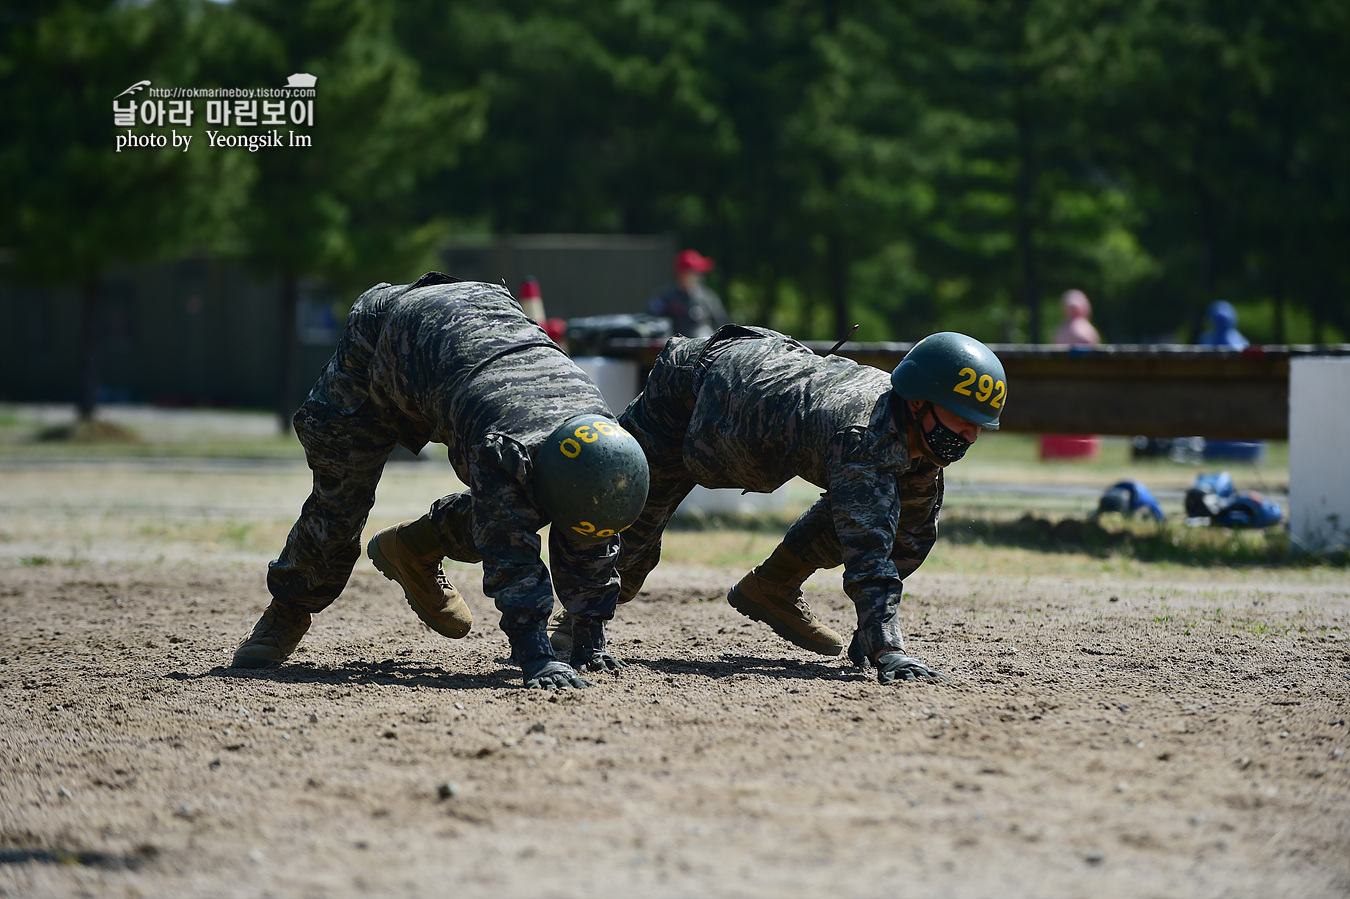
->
xmin=685 ymin=327 xmax=943 ymax=627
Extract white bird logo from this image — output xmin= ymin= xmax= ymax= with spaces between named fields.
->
xmin=115 ymin=80 xmax=151 ymax=99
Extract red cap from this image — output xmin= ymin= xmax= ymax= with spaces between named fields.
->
xmin=519 ymin=277 xmax=542 ymax=300
xmin=674 ymin=249 xmax=714 ymax=274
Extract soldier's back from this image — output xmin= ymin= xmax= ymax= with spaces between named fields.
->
xmin=687 ymin=336 xmax=892 ymax=490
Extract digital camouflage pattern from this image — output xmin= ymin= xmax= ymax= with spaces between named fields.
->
xmin=617 ymin=325 xmax=943 ymax=658
xmin=267 ymin=272 xmax=621 ymax=654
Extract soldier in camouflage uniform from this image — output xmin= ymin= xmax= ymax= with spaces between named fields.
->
xmin=553 ymin=324 xmax=1007 ymax=684
xmin=232 ymin=272 xmax=648 ymax=689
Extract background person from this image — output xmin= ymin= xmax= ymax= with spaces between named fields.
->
xmin=1198 ymin=299 xmax=1248 ymax=349
xmin=647 ymin=248 xmax=730 ymax=338
xmin=1196 ymin=299 xmax=1262 ymax=460
xmin=1053 ymin=289 xmax=1101 ymax=346
xmin=1041 ymin=288 xmax=1102 ymax=460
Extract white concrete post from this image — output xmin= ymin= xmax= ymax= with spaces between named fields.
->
xmin=1288 ymin=358 xmax=1350 ymax=553
xmin=573 ymin=357 xmax=640 ymax=414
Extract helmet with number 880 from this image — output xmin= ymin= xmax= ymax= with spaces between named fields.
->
xmin=890 ymin=332 xmax=1007 ymax=430
xmin=533 ymin=414 xmax=650 ymax=542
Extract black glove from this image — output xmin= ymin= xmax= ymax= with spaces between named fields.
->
xmin=874 ymin=651 xmax=948 ymax=684
xmin=512 ymin=630 xmax=593 ymax=689
xmin=847 ymin=631 xmax=871 ymax=669
xmin=569 ymin=618 xmax=626 ymax=673
xmin=521 ymin=657 xmax=593 ymax=690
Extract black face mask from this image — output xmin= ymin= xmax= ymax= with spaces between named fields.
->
xmin=915 ymin=402 xmax=972 ymax=465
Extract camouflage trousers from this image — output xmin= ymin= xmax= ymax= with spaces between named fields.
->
xmin=266 ymin=398 xmax=398 ymax=614
xmin=267 ymin=397 xmax=619 ymax=637
xmin=419 ymin=488 xmax=622 ymax=638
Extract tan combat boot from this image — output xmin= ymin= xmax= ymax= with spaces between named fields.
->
xmin=726 ymin=547 xmax=843 ymax=656
xmin=368 ymin=521 xmax=473 ymax=638
xmin=550 ymin=572 xmax=640 ymax=653
xmin=232 ymin=601 xmax=311 ymax=668
xmin=547 ymin=607 xmax=575 ymax=653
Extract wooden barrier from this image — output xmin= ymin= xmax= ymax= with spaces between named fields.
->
xmin=601 ymin=340 xmax=1350 ymax=440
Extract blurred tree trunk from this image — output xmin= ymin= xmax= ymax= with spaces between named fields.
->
xmin=1272 ymin=286 xmax=1287 ymax=345
xmin=827 ymin=230 xmax=849 ymax=342
xmin=1014 ymin=99 xmax=1041 ymax=345
xmin=76 ymin=276 xmax=102 ymax=421
xmin=276 ymin=270 xmax=299 ymax=434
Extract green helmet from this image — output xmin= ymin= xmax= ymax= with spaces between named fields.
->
xmin=890 ymin=332 xmax=1007 ymax=430
xmin=533 ymin=414 xmax=650 ymax=542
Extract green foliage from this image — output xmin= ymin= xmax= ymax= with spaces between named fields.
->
xmin=3 ymin=0 xmax=1346 ymax=348
xmin=0 ymin=0 xmax=248 ymax=284
xmin=218 ymin=0 xmax=487 ymax=293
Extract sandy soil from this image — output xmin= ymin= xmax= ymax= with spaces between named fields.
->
xmin=2 ymin=552 xmax=1348 ymax=898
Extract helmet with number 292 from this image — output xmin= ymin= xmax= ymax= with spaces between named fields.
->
xmin=890 ymin=332 xmax=1007 ymax=430
xmin=533 ymin=414 xmax=651 ymax=543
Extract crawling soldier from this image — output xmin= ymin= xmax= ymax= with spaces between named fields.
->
xmin=554 ymin=326 xmax=1007 ymax=684
xmin=231 ymin=272 xmax=648 ymax=689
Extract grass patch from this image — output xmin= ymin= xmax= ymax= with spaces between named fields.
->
xmin=954 ymin=432 xmax=1290 ymax=497
xmin=941 ymin=512 xmax=1344 ymax=567
xmin=1 ymin=434 xmax=306 ymax=461
xmin=36 ymin=420 xmax=142 ymax=443
xmin=0 ymin=405 xmax=306 ymax=460
xmin=666 ymin=510 xmax=803 ymax=535
xmin=661 ymin=509 xmax=1346 ymax=572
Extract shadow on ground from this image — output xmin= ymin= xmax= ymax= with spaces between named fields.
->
xmin=627 ymin=655 xmax=858 ymax=682
xmin=181 ymin=659 xmax=519 ymax=691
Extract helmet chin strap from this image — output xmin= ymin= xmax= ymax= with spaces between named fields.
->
xmin=912 ymin=402 xmax=972 ymax=466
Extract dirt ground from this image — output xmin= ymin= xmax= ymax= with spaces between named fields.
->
xmin=1 ymin=458 xmax=1348 ymax=898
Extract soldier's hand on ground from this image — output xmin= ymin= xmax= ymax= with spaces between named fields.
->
xmin=874 ymin=651 xmax=948 ymax=684
xmin=571 ymin=649 xmax=626 ymax=673
xmin=521 ymin=658 xmax=593 ymax=690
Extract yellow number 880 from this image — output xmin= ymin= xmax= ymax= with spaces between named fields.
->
xmin=571 ymin=520 xmax=616 ymax=538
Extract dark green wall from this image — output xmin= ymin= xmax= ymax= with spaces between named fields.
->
xmin=0 ymin=235 xmax=674 ymax=411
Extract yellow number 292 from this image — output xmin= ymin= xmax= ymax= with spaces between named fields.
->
xmin=953 ymin=367 xmax=1005 ymax=410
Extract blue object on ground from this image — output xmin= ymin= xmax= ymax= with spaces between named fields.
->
xmin=1215 ymin=493 xmax=1283 ymax=528
xmin=1184 ymin=471 xmax=1282 ymax=528
xmin=1098 ymin=479 xmax=1165 ymax=521
xmin=1195 ymin=471 xmax=1235 ymax=498
xmin=1185 ymin=471 xmax=1235 ymax=518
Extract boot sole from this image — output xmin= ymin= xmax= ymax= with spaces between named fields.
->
xmin=727 ymin=586 xmax=844 ymax=656
xmin=368 ymin=533 xmax=472 ymax=639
